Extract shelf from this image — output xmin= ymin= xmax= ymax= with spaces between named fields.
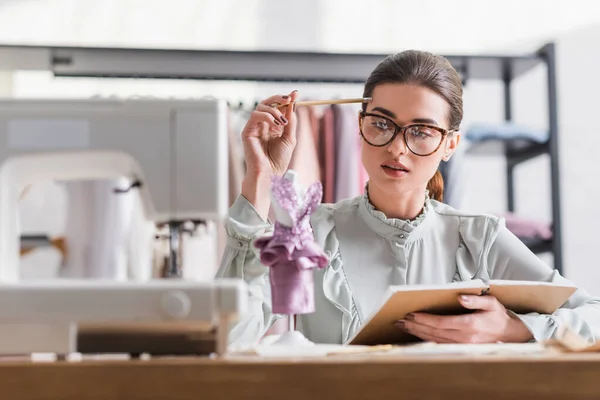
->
xmin=520 ymin=237 xmax=553 ymax=254
xmin=466 ymin=139 xmax=549 ymax=166
xmin=0 ymin=44 xmax=544 ymax=83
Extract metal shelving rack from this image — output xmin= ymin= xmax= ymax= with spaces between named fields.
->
xmin=464 ymin=43 xmax=562 ymax=273
xmin=0 ymin=42 xmax=562 ymax=273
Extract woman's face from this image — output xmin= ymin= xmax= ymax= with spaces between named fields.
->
xmin=360 ymin=83 xmax=460 ymax=197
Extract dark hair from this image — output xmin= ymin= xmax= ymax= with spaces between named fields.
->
xmin=362 ymin=50 xmax=463 ymax=202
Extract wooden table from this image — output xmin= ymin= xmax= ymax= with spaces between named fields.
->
xmin=2 ymin=351 xmax=600 ymax=400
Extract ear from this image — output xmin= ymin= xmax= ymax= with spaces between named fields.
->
xmin=443 ymin=131 xmax=461 ymax=161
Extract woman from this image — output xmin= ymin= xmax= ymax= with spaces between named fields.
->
xmin=216 ymin=50 xmax=600 ymax=346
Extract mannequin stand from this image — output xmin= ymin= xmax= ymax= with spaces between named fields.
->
xmin=271 ymin=315 xmax=314 ymax=346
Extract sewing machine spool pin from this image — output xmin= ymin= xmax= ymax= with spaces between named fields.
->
xmin=167 ymin=221 xmax=182 ymax=278
xmin=155 ymin=220 xmax=207 ymax=278
xmin=113 ymin=179 xmax=201 ymax=279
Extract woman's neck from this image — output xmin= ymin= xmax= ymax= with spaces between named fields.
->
xmin=367 ymin=182 xmax=427 ymax=220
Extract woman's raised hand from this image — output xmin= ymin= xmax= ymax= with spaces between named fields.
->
xmin=241 ymin=90 xmax=299 ymax=177
xmin=240 ymin=90 xmax=299 ymax=219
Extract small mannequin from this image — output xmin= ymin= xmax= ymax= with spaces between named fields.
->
xmin=254 ymin=170 xmax=329 ymax=346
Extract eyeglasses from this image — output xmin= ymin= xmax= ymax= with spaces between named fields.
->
xmin=359 ymin=111 xmax=456 ymax=156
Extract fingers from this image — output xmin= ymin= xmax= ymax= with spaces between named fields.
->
xmin=283 ymin=89 xmax=299 ymax=118
xmin=255 ymin=104 xmax=288 ymax=126
xmin=397 ymin=320 xmax=458 ymax=343
xmin=246 ymin=91 xmax=299 ymax=145
xmin=243 ymin=108 xmax=283 ymax=138
xmin=281 ymin=90 xmax=299 ymax=143
xmin=459 ymin=294 xmax=501 ymax=311
xmin=398 ymin=308 xmax=505 ymax=344
xmin=408 ymin=331 xmax=454 ymax=344
xmin=249 ymin=91 xmax=298 ymax=132
xmin=403 ymin=319 xmax=486 ymax=344
xmin=404 ymin=312 xmax=475 ymax=331
xmin=260 ymin=93 xmax=293 ymax=108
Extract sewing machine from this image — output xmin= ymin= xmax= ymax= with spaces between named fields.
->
xmin=0 ymin=97 xmax=247 ymax=356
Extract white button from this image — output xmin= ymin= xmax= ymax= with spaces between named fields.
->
xmin=237 ymin=241 xmax=243 ymax=247
xmin=399 ymin=234 xmax=405 ymax=239
xmin=160 ymin=290 xmax=191 ymax=319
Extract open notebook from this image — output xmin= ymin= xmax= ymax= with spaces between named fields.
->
xmin=346 ymin=279 xmax=577 ymax=346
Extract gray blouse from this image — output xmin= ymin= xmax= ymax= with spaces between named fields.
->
xmin=216 ymin=191 xmax=600 ymax=346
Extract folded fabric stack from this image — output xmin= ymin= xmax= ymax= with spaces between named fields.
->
xmin=502 ymin=212 xmax=553 ymax=241
xmin=466 ymin=122 xmax=549 ymax=143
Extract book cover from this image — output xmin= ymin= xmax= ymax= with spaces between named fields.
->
xmin=346 ymin=280 xmax=577 ymax=346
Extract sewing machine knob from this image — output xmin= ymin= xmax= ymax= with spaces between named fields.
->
xmin=160 ymin=290 xmax=191 ymax=319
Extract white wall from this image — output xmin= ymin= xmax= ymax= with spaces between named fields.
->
xmin=553 ymin=24 xmax=600 ymax=292
xmin=0 ymin=71 xmax=11 ymax=96
xmin=1 ymin=0 xmax=600 ymax=53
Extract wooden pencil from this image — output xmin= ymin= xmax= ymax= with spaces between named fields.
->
xmin=271 ymin=97 xmax=371 ymax=109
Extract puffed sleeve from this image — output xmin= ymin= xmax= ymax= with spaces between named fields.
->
xmin=214 ymin=195 xmax=282 ymax=346
xmin=483 ymin=218 xmax=600 ymax=342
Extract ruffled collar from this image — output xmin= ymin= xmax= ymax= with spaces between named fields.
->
xmin=358 ymin=184 xmax=433 ymax=241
